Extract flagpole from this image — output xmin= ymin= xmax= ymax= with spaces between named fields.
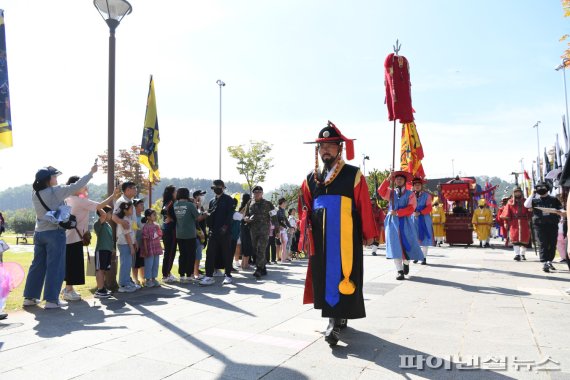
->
xmin=148 ymin=178 xmax=152 ymax=209
xmin=533 ymin=121 xmax=542 ymax=181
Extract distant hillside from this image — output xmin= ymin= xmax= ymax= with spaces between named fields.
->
xmin=0 ymin=178 xmax=247 ymax=211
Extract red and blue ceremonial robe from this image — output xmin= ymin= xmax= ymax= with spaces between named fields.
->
xmin=299 ymin=162 xmax=377 ymax=319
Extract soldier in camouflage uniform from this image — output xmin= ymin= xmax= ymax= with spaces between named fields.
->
xmin=244 ymin=185 xmax=275 ymax=278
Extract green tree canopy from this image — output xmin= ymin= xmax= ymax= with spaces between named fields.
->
xmin=227 ymin=141 xmax=274 ymax=194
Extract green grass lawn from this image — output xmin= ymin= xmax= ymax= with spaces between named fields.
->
xmin=1 ymin=233 xmax=179 ymax=312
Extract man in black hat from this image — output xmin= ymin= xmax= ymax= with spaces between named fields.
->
xmin=524 ymin=182 xmax=563 ymax=272
xmin=299 ymin=121 xmax=377 ymax=346
xmin=200 ymin=180 xmax=235 ymax=286
xmin=244 ymin=185 xmax=275 ymax=278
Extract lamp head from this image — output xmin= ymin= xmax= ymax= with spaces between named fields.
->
xmin=94 ymin=0 xmax=132 ymax=27
xmin=216 ymin=80 xmax=226 ymax=86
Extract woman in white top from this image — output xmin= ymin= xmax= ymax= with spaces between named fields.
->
xmin=62 ymin=176 xmax=118 ymax=301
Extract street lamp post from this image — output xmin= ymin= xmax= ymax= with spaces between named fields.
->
xmin=362 ymin=154 xmax=369 ymax=176
xmin=93 ymin=0 xmax=132 ymax=197
xmin=533 ymin=121 xmax=542 ymax=181
xmin=452 ymin=158 xmax=455 ymax=177
xmin=216 ymin=79 xmax=225 ymax=179
xmin=556 ymin=58 xmax=570 ymax=142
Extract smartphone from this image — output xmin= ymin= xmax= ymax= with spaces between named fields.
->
xmin=94 ymin=158 xmax=98 ymax=165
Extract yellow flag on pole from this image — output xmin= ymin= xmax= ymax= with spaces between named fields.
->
xmin=139 ymin=75 xmax=160 ymax=182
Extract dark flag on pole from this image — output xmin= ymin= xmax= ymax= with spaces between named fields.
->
xmin=139 ymin=75 xmax=160 ymax=182
xmin=563 ymin=115 xmax=569 ymax=153
xmin=0 ymin=10 xmax=12 ymax=150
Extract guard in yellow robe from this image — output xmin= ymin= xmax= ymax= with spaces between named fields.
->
xmin=472 ymin=199 xmax=493 ymax=247
xmin=430 ymin=197 xmax=446 ymax=246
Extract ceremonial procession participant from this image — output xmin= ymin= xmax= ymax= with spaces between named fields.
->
xmin=370 ymin=198 xmax=385 ymax=256
xmin=410 ymin=177 xmax=432 ymax=264
xmin=497 ymin=197 xmax=510 ymax=245
xmin=378 ymin=172 xmax=424 ymax=278
xmin=501 ymin=187 xmax=532 ymax=261
xmin=472 ymin=199 xmax=493 ymax=248
xmin=244 ymin=186 xmax=274 ymax=279
xmin=299 ymin=121 xmax=376 ymax=346
xmin=524 ymin=182 xmax=563 ymax=272
xmin=430 ymin=197 xmax=446 ymax=247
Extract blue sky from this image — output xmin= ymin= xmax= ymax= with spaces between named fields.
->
xmin=0 ymin=1 xmax=568 ymax=193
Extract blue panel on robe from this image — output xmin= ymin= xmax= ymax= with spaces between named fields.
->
xmin=412 ymin=192 xmax=434 ymax=247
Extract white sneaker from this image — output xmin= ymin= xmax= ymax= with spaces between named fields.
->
xmin=233 ymin=261 xmax=240 ymax=270
xmin=45 ymin=300 xmax=68 ymax=309
xmin=193 ymin=274 xmax=205 ymax=281
xmin=163 ymin=276 xmax=173 ymax=283
xmin=62 ymin=289 xmax=81 ymax=301
xmin=213 ymin=270 xmax=224 ymax=277
xmin=199 ymin=276 xmax=215 ymax=286
xmin=168 ymin=274 xmax=179 ymax=282
xmin=23 ymin=298 xmax=41 ymax=307
xmin=118 ymin=286 xmax=136 ymax=293
xmin=222 ymin=276 xmax=233 ymax=285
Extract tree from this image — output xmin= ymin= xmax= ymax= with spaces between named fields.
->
xmin=8 ymin=208 xmax=36 ymax=233
xmin=97 ymin=145 xmax=152 ymax=196
xmin=227 ymin=141 xmax=274 ymax=194
xmin=365 ymin=168 xmax=390 ymax=198
xmin=268 ymin=184 xmax=300 ymax=207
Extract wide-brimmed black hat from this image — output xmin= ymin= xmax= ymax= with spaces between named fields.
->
xmin=304 ymin=121 xmax=355 ymax=160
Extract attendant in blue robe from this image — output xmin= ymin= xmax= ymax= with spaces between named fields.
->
xmin=411 ymin=177 xmax=433 ymax=265
xmin=378 ymin=171 xmax=424 ymax=280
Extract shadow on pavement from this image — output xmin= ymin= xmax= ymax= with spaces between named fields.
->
xmin=429 ymin=263 xmax=570 ymax=282
xmin=22 ymin=300 xmax=130 ymax=338
xmin=333 ymin=329 xmax=514 ymax=379
xmin=131 ymin=302 xmax=309 ymax=380
xmin=410 ymin=276 xmax=532 ymax=297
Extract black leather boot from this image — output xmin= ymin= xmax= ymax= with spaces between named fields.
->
xmin=396 ymin=270 xmax=405 ymax=280
xmin=324 ymin=318 xmax=340 ymax=346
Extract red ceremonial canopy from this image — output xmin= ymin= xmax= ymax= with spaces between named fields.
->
xmin=440 ymin=182 xmax=471 ymax=201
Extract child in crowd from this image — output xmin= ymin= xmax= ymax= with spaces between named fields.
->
xmin=93 ymin=206 xmax=114 ymax=298
xmin=132 ymin=199 xmax=145 ymax=286
xmin=116 ymin=202 xmax=137 ymax=293
xmin=141 ymin=209 xmax=163 ymax=287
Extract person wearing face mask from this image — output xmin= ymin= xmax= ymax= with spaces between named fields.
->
xmin=378 ymin=171 xmax=424 ymax=280
xmin=524 ymin=182 xmax=563 ymax=272
xmin=299 ymin=121 xmax=377 ymax=346
xmin=501 ymin=187 xmax=532 ymax=261
xmin=410 ymin=177 xmax=432 ymax=264
xmin=430 ymin=197 xmax=446 ymax=247
xmin=472 ymin=199 xmax=493 ymax=248
xmin=200 ymin=180 xmax=235 ymax=286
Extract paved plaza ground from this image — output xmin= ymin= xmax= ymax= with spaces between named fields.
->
xmin=1 ymin=239 xmax=570 ymax=379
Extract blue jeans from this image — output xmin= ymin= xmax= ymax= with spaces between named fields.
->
xmin=23 ymin=229 xmax=66 ymax=303
xmin=196 ymin=240 xmax=203 ymax=261
xmin=144 ymin=255 xmax=160 ymax=280
xmin=118 ymin=244 xmax=133 ymax=287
